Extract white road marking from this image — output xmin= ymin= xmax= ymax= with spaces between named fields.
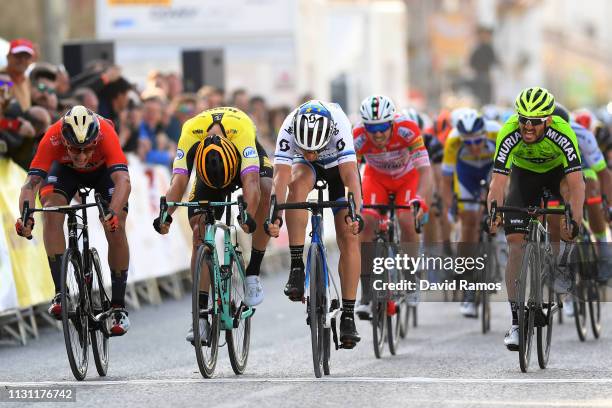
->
xmin=2 ymin=377 xmax=612 ymax=387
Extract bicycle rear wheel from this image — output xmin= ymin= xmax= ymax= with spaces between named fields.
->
xmin=89 ymin=248 xmax=111 ymax=376
xmin=308 ymin=245 xmax=327 ymax=378
xmin=61 ymin=248 xmax=89 ymax=381
xmin=518 ymin=244 xmax=536 ymax=373
xmin=226 ymin=252 xmax=251 ymax=375
xmin=193 ymin=245 xmax=220 ymax=378
xmin=537 ymin=256 xmax=555 ymax=369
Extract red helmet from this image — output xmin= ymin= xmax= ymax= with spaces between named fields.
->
xmin=573 ymin=109 xmax=594 ymax=131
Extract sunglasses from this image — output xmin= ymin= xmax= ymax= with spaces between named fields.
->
xmin=0 ymin=79 xmax=14 ymax=88
xmin=518 ymin=115 xmax=547 ymax=126
xmin=364 ymin=122 xmax=392 ymax=133
xmin=65 ymin=144 xmax=97 ymax=155
xmin=463 ymin=137 xmax=485 ymax=146
xmin=35 ymin=82 xmax=56 ymax=95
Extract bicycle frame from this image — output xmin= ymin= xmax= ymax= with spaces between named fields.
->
xmin=159 ymin=196 xmax=254 ymax=330
xmin=304 ymin=191 xmax=342 ymax=330
xmin=202 ymin=218 xmax=254 ymax=330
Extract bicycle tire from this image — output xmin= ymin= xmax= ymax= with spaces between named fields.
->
xmin=589 ymin=282 xmax=602 ymax=339
xmin=387 ymin=303 xmax=400 ymax=355
xmin=61 ymin=248 xmax=89 ymax=381
xmin=308 ymin=245 xmax=326 ymax=378
xmin=537 ymin=256 xmax=554 ymax=369
xmin=226 ymin=252 xmax=251 ymax=375
xmin=518 ymin=243 xmax=536 ymax=373
xmin=573 ymin=281 xmax=588 ymax=342
xmin=193 ymin=245 xmax=220 ymax=378
xmin=89 ymin=248 xmax=111 ymax=376
xmin=557 ymin=294 xmax=564 ymax=325
xmin=481 ymin=244 xmax=497 ymax=334
xmin=371 ymin=240 xmax=387 ymax=359
xmin=399 ymin=298 xmax=409 ymax=339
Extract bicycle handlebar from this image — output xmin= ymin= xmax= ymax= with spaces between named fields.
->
xmin=265 ymin=192 xmax=358 ymax=235
xmin=21 ymin=194 xmax=109 ymax=240
xmin=158 ymin=195 xmax=247 ymax=226
xmin=489 ymin=200 xmax=573 ymax=233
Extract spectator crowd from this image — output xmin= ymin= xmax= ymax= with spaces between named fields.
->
xmin=0 ymin=37 xmax=293 ymax=173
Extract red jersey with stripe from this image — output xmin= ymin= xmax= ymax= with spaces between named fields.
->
xmin=353 ymin=114 xmax=430 ymax=178
xmin=29 ymin=117 xmax=128 ymax=178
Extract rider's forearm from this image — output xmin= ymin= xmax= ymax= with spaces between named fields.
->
xmin=441 ymin=174 xmax=454 ymax=210
xmin=487 ymin=172 xmax=508 ymax=210
xmin=109 ymin=171 xmax=131 ymax=215
xmin=339 ymin=162 xmax=362 ymax=212
xmin=567 ymin=174 xmax=585 ymax=224
xmin=272 ymin=164 xmax=291 ymax=205
xmin=240 ymin=172 xmax=261 ymax=217
xmin=164 ymin=173 xmax=189 ymax=216
xmin=416 ymin=165 xmax=433 ymax=204
xmin=19 ymin=175 xmax=43 ymax=213
xmin=597 ymin=168 xmax=612 ymax=204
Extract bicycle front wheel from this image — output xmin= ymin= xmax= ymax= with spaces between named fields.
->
xmin=61 ymin=248 xmax=89 ymax=381
xmin=192 ymin=245 xmax=220 ymax=378
xmin=518 ymin=243 xmax=536 ymax=373
xmin=308 ymin=245 xmax=327 ymax=378
xmin=226 ymin=252 xmax=251 ymax=375
xmin=89 ymin=248 xmax=111 ymax=376
xmin=537 ymin=256 xmax=555 ymax=369
xmin=589 ymin=282 xmax=603 ymax=339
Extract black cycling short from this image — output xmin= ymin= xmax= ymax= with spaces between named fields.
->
xmin=503 ymin=166 xmax=564 ymax=235
xmin=294 ymin=159 xmax=356 ymax=215
xmin=188 ymin=140 xmax=272 ymax=220
xmin=40 ymin=162 xmax=129 ymax=212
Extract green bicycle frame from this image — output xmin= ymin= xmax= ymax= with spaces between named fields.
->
xmin=202 ymin=220 xmax=255 ymax=330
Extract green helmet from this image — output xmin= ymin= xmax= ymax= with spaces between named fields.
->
xmin=514 ymin=87 xmax=555 ymax=117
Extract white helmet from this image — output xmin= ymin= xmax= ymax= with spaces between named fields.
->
xmin=360 ymin=95 xmax=396 ymax=124
xmin=454 ymin=108 xmax=485 ymax=135
xmin=402 ymin=107 xmax=424 ymax=131
xmin=292 ymin=100 xmax=335 ymax=152
xmin=61 ymin=105 xmax=100 ymax=146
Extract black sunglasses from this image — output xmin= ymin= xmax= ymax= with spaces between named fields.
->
xmin=518 ymin=115 xmax=547 ymax=126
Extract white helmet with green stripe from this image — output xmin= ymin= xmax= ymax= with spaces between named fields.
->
xmin=515 ymin=87 xmax=555 ymax=117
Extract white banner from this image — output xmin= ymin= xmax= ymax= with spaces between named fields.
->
xmin=96 ymin=0 xmax=296 ymax=40
xmin=0 ymin=213 xmax=18 ymax=312
xmin=77 ymin=156 xmax=191 ymax=288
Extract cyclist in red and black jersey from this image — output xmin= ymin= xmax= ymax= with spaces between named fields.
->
xmin=15 ymin=105 xmax=132 ymax=336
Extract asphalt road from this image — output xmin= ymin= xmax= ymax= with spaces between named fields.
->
xmin=1 ymin=272 xmax=612 ymax=408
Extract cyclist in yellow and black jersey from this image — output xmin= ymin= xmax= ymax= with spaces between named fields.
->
xmin=153 ymin=107 xmax=273 ymax=343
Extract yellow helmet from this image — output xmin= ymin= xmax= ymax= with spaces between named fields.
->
xmin=195 ymin=134 xmax=240 ymax=189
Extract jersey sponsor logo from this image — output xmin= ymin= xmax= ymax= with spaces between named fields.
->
xmin=336 ymin=139 xmax=345 ymax=151
xmin=398 ymin=126 xmax=415 ymax=139
xmin=546 ymin=128 xmax=578 ymax=162
xmin=50 ymin=134 xmax=61 ymax=146
xmin=243 ymin=147 xmax=257 ymax=158
xmin=47 ymin=176 xmax=57 ymax=183
xmin=279 ymin=139 xmax=290 ymax=152
xmin=192 ymin=129 xmax=203 ymax=134
xmin=496 ymin=132 xmax=521 ymax=164
xmin=175 ymin=149 xmax=184 ymax=160
xmin=354 ymin=134 xmax=366 ymax=151
xmin=211 ymin=113 xmax=224 ymax=122
xmin=285 ymin=126 xmax=293 ymax=135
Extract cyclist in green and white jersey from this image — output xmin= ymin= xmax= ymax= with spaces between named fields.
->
xmin=487 ymin=87 xmax=585 ymax=350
